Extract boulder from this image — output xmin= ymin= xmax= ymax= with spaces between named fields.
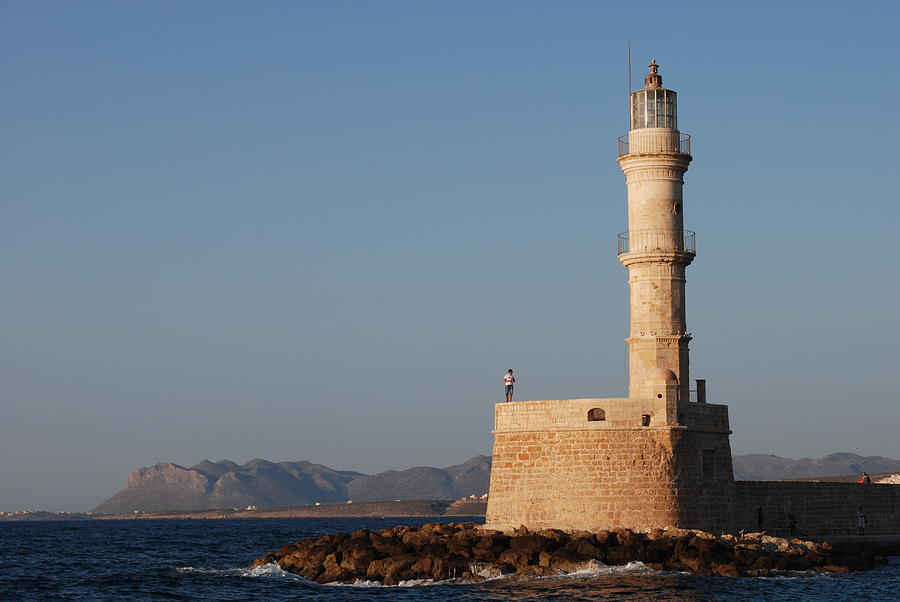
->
xmin=714 ymin=563 xmax=741 ymax=578
xmin=370 ymin=534 xmax=406 ymax=557
xmin=497 ymin=548 xmax=535 ymax=570
xmin=549 ymin=549 xmax=593 ymax=572
xmin=383 ymin=554 xmax=419 ymax=585
xmin=339 ymin=546 xmax=374 ymax=573
xmin=510 ymin=534 xmax=547 ymax=554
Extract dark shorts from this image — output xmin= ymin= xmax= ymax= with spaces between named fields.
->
xmin=505 ymin=385 xmax=514 ymax=395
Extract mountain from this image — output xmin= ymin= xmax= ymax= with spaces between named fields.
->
xmin=91 ymin=456 xmax=491 ymax=514
xmin=346 ymin=456 xmax=492 ymax=502
xmin=731 ymin=452 xmax=900 ymax=481
xmin=93 ymin=451 xmax=900 ymax=514
xmin=91 ymin=459 xmax=364 ymax=514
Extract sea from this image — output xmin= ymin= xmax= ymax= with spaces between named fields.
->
xmin=2 ymin=516 xmax=899 ymax=601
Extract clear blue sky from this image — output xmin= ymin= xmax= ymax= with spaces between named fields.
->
xmin=2 ymin=1 xmax=898 ymax=511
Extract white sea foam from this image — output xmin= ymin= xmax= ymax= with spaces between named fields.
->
xmin=560 ymin=560 xmax=654 ymax=577
xmin=397 ymin=578 xmax=436 ymax=587
xmin=176 ymin=563 xmax=303 ymax=581
xmin=348 ymin=579 xmax=384 ymax=587
xmin=332 ymin=560 xmax=657 ymax=588
xmin=241 ymin=563 xmax=297 ymax=578
xmin=338 ymin=577 xmax=443 ymax=587
xmin=203 ymin=559 xmax=659 ymax=589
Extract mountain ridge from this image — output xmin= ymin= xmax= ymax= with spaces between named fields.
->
xmin=731 ymin=452 xmax=900 ymax=481
xmin=92 ymin=452 xmax=900 ymax=514
xmin=92 ymin=456 xmax=491 ymax=514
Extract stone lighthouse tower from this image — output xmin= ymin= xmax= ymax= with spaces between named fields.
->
xmin=618 ymin=60 xmax=694 ymax=402
xmin=485 ymin=61 xmax=736 ymax=534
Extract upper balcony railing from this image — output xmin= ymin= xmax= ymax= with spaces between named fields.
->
xmin=618 ymin=132 xmax=691 ymax=157
xmin=617 ymin=229 xmax=696 ymax=255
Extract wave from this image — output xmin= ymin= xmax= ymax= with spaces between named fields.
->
xmin=177 ymin=563 xmax=304 ymax=581
xmin=341 ymin=578 xmax=445 ymax=587
xmin=329 ymin=561 xmax=659 ymax=588
xmin=566 ymin=560 xmax=653 ymax=576
xmin=175 ymin=560 xmax=660 ymax=589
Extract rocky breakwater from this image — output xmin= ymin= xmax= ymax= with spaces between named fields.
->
xmin=250 ymin=523 xmax=885 ymax=584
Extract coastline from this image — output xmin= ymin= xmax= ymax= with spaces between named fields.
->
xmin=0 ymin=499 xmax=487 ymax=521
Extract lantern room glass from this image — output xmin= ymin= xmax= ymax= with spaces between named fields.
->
xmin=630 ymin=89 xmax=677 ymax=130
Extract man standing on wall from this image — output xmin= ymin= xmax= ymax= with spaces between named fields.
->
xmin=503 ymin=369 xmax=516 ymax=403
xmin=857 ymin=507 xmax=868 ymax=535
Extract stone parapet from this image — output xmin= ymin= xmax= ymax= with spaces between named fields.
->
xmin=677 ymin=401 xmax=731 ymax=433
xmin=734 ymin=481 xmax=900 ymax=535
xmin=495 ymin=398 xmax=658 ymax=432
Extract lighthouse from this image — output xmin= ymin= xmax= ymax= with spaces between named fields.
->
xmin=484 ymin=61 xmax=735 ymax=534
xmin=617 ymin=60 xmax=695 ymax=403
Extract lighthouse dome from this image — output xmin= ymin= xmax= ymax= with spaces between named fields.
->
xmin=648 ymin=367 xmax=678 ymax=383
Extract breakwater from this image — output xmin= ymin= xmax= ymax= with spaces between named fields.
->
xmin=251 ymin=522 xmax=891 ymax=584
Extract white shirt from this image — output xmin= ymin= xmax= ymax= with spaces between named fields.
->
xmin=504 ymin=373 xmax=515 ymax=385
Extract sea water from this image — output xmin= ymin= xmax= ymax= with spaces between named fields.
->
xmin=1 ymin=517 xmax=898 ymax=600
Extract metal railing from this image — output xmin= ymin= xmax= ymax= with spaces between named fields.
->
xmin=617 ymin=229 xmax=696 ymax=255
xmin=618 ymin=132 xmax=691 ymax=157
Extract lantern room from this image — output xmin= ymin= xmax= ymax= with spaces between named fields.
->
xmin=630 ymin=60 xmax=677 ymax=131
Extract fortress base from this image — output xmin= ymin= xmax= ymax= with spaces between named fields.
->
xmin=484 ymin=398 xmax=736 ymax=533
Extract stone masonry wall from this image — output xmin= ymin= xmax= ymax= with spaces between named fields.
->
xmin=485 ymin=428 xmax=681 ymax=532
xmin=735 ymin=481 xmax=900 ymax=535
xmin=673 ymin=428 xmax=736 ymax=532
xmin=485 ymin=399 xmax=736 ymax=533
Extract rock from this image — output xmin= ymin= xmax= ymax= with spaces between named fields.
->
xmin=317 ymin=552 xmax=353 ymax=583
xmin=566 ymin=538 xmax=606 ymax=559
xmin=594 ymin=529 xmax=617 ymax=546
xmin=340 ymin=546 xmax=374 ymax=572
xmin=516 ymin=565 xmax=561 ymax=577
xmin=447 ymin=539 xmax=475 ymax=558
xmin=714 ymin=563 xmax=741 ymax=577
xmin=616 ymin=529 xmax=644 ymax=549
xmin=497 ymin=548 xmax=535 ymax=569
xmin=383 ymin=554 xmax=419 ymax=585
xmin=549 ymin=549 xmax=593 ymax=572
xmin=370 ymin=534 xmax=406 ymax=557
xmin=510 ymin=534 xmax=547 ymax=554
xmin=248 ymin=554 xmax=275 ymax=568
xmin=750 ymin=555 xmax=777 ymax=571
xmin=535 ymin=529 xmax=569 ymax=550
xmin=364 ymin=557 xmax=393 ymax=581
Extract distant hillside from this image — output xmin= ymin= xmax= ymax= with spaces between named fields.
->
xmin=93 ymin=451 xmax=900 ymax=514
xmin=92 ymin=456 xmax=491 ymax=514
xmin=346 ymin=456 xmax=491 ymax=502
xmin=732 ymin=452 xmax=900 ymax=481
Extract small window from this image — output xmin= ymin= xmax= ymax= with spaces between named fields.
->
xmin=587 ymin=408 xmax=606 ymax=422
xmin=702 ymin=449 xmax=716 ymax=481
xmin=673 ymin=202 xmax=682 ymax=216
xmin=641 ymin=414 xmax=651 ymax=427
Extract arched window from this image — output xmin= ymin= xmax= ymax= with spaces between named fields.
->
xmin=587 ymin=408 xmax=606 ymax=421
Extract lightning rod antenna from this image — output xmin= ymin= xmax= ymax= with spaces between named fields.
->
xmin=627 ymin=38 xmax=632 ymax=95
